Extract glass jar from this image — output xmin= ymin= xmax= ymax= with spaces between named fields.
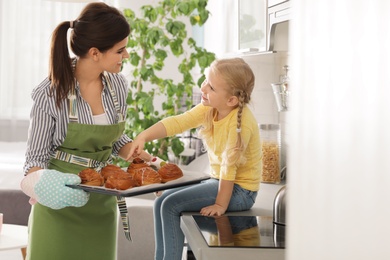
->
xmin=259 ymin=124 xmax=281 ymax=184
xmin=271 ymin=65 xmax=290 ymax=112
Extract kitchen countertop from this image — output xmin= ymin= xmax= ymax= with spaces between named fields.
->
xmin=181 ymin=213 xmax=285 ymax=260
xmin=180 ymin=180 xmax=286 ymax=260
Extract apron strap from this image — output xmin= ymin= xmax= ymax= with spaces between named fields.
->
xmin=116 ymin=196 xmax=132 ymax=241
xmin=52 ymin=150 xmax=111 ymax=172
xmin=68 ymin=87 xmax=78 ymax=123
xmin=68 ymin=60 xmax=78 ymax=123
xmin=103 ymin=72 xmax=124 ymax=123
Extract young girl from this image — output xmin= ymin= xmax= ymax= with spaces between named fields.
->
xmin=128 ymin=57 xmax=262 ymax=260
xmin=20 ymin=3 xmax=152 ymax=260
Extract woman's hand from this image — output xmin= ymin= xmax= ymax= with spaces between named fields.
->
xmin=200 ymin=203 xmax=227 ymax=216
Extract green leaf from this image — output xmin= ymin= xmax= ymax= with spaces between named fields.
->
xmin=198 ymin=10 xmax=209 ymax=25
xmin=166 ymin=21 xmax=185 ymax=36
xmin=198 ymin=0 xmax=208 ymax=9
xmin=197 ymin=75 xmax=206 ymax=87
xmin=159 ymin=36 xmax=170 ymax=47
xmin=129 ymin=52 xmax=140 ymax=66
xmin=169 ymin=38 xmax=183 ymax=56
xmin=198 ymin=55 xmax=208 ymax=68
xmin=147 ymin=27 xmax=164 ymax=46
xmin=123 ymin=8 xmax=135 ymax=19
xmin=153 ymin=60 xmax=164 ymax=71
xmin=177 ymin=2 xmax=190 ymax=15
xmin=142 ymin=5 xmax=158 ymax=23
xmin=154 ymin=49 xmax=167 ymax=60
xmin=171 ymin=137 xmax=185 ymax=157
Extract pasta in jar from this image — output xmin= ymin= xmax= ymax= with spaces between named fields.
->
xmin=261 ymin=141 xmax=280 ymax=183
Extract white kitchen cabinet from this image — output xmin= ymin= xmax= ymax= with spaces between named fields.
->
xmin=268 ymin=0 xmax=289 ymax=8
xmin=238 ymin=0 xmax=267 ymax=52
xmin=267 ymin=0 xmax=291 ymax=51
xmin=237 ymin=0 xmax=290 ymax=53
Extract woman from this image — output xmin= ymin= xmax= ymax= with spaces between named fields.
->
xmin=128 ymin=58 xmax=262 ymax=260
xmin=20 ymin=3 xmax=151 ymax=260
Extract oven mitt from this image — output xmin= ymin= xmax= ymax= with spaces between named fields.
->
xmin=20 ymin=169 xmax=89 ymax=210
xmin=149 ymin=157 xmax=166 ymax=170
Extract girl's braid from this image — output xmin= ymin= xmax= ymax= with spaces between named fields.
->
xmin=236 ymin=90 xmax=247 ymax=132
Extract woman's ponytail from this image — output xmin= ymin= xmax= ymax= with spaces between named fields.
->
xmin=49 ymin=21 xmax=74 ymax=108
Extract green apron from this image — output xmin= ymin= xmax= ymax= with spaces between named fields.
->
xmin=27 ymin=78 xmax=125 ymax=260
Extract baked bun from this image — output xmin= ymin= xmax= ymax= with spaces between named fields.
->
xmin=105 ymin=171 xmax=135 ymax=190
xmin=158 ymin=163 xmax=183 ymax=183
xmin=127 ymin=157 xmax=149 ymax=171
xmin=79 ymin=168 xmax=104 ymax=186
xmin=127 ymin=158 xmax=162 ymax=186
xmin=101 ymin=164 xmax=123 ymax=181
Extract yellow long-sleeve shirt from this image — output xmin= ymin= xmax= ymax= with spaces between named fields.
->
xmin=161 ymin=103 xmax=262 ymax=191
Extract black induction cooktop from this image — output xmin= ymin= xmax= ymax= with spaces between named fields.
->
xmin=192 ymin=215 xmax=285 ymax=248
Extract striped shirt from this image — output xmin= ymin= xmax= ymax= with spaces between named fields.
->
xmin=23 ymin=72 xmax=132 ymax=173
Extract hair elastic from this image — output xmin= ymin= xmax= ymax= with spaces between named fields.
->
xmin=236 ymin=128 xmax=241 ymax=133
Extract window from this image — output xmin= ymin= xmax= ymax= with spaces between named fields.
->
xmin=0 ymin=0 xmax=88 ymax=120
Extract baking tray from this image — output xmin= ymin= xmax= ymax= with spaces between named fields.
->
xmin=67 ymin=170 xmax=210 ymax=197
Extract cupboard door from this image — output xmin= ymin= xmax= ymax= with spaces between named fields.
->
xmin=238 ymin=0 xmax=267 ymax=52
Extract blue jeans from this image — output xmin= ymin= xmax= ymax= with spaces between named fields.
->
xmin=153 ymin=178 xmax=258 ymax=260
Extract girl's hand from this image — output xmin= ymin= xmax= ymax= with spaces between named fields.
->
xmin=201 ymin=179 xmax=233 ymax=216
xmin=126 ymin=138 xmax=146 ymax=161
xmin=126 ymin=122 xmax=168 ymax=161
xmin=200 ymin=204 xmax=226 ymax=216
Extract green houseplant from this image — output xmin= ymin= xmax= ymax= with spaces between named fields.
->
xmin=118 ymin=0 xmax=216 ymax=165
